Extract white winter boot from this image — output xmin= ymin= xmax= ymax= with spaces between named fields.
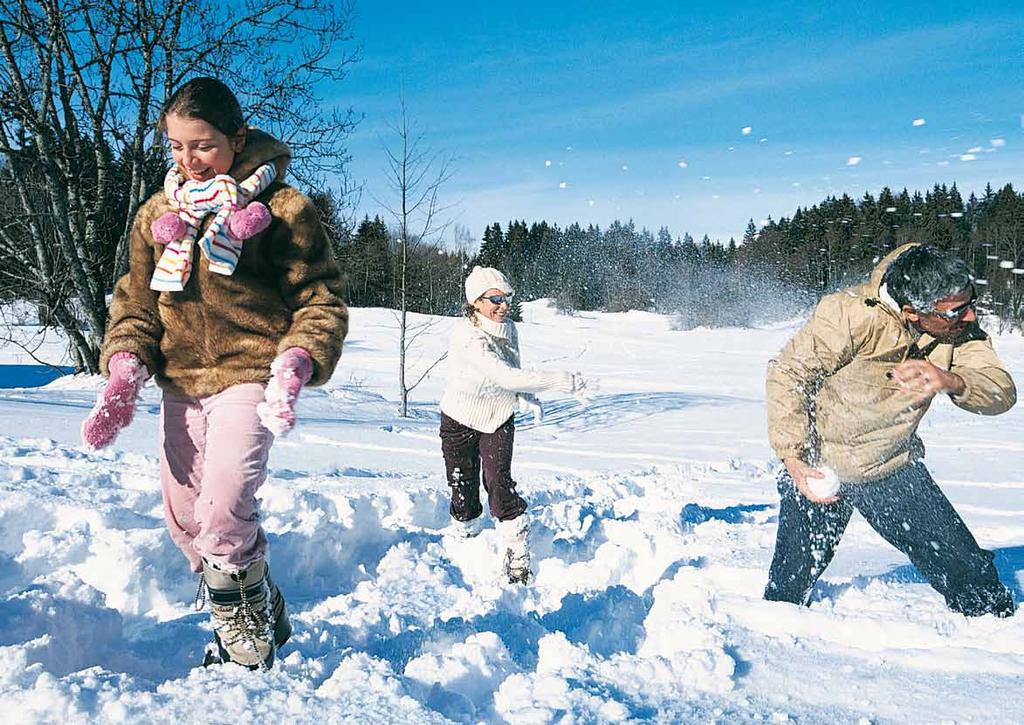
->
xmin=496 ymin=515 xmax=531 ymax=584
xmin=445 ymin=516 xmax=483 ymax=541
xmin=197 ymin=558 xmax=291 ymax=670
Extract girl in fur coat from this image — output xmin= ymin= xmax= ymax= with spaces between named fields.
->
xmin=81 ymin=77 xmax=347 ymax=669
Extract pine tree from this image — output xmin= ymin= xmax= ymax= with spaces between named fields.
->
xmin=478 ymin=223 xmax=506 ymax=269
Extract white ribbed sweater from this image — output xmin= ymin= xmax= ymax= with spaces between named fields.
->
xmin=440 ymin=315 xmax=571 ymax=433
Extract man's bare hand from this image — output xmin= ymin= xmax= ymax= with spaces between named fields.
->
xmin=783 ymin=457 xmax=839 ymax=505
xmin=889 ymin=359 xmax=965 ymax=404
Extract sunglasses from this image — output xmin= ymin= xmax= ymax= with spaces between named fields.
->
xmin=483 ymin=294 xmax=513 ymax=306
xmin=927 ymin=289 xmax=976 ymax=321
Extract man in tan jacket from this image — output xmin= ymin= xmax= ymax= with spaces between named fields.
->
xmin=765 ymin=244 xmax=1016 ymax=617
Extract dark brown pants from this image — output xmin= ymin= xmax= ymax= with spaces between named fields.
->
xmin=439 ymin=413 xmax=527 ymax=522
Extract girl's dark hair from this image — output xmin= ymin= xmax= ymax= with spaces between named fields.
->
xmin=159 ymin=77 xmax=245 ymax=136
xmin=464 ymin=303 xmax=478 ymax=319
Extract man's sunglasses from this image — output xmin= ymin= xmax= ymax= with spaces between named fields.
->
xmin=927 ymin=289 xmax=976 ymax=321
xmin=483 ymin=294 xmax=513 ymax=306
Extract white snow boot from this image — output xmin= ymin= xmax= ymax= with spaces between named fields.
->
xmin=197 ymin=558 xmax=291 ymax=670
xmin=497 ymin=515 xmax=532 ymax=584
xmin=445 ymin=516 xmax=483 ymax=541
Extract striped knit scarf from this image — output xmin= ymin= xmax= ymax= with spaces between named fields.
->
xmin=150 ymin=163 xmax=277 ymax=291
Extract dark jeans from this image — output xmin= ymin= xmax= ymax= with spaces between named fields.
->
xmin=765 ymin=462 xmax=1015 ymax=617
xmin=439 ymin=413 xmax=527 ymax=522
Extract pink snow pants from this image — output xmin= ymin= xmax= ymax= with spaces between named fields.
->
xmin=159 ymin=383 xmax=273 ymax=572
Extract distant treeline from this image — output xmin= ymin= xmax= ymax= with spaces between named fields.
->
xmin=745 ymin=183 xmax=1024 ymax=330
xmin=321 ymin=182 xmax=1024 ymax=330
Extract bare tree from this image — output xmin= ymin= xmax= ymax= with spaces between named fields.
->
xmin=377 ymin=99 xmax=454 ymax=417
xmin=0 ymin=0 xmax=359 ymax=372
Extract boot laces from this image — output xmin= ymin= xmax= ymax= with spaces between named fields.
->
xmin=193 ymin=572 xmax=206 ymax=611
xmin=235 ymin=574 xmax=273 ymax=671
xmin=504 ymin=547 xmax=531 ymax=583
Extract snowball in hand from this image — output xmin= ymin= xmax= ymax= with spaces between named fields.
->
xmin=807 ymin=466 xmax=840 ymax=498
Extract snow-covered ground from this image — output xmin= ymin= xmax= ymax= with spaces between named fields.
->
xmin=0 ymin=301 xmax=1022 ymax=723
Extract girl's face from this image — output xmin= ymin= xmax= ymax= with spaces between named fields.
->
xmin=473 ymin=287 xmax=512 ymax=323
xmin=164 ymin=113 xmax=245 ymax=182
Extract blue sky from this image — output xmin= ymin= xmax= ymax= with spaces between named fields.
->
xmin=339 ymin=1 xmax=1024 ymax=245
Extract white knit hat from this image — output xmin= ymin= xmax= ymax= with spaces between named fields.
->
xmin=464 ymin=266 xmax=514 ymax=303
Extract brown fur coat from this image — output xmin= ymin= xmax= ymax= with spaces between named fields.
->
xmin=100 ymin=129 xmax=348 ymax=398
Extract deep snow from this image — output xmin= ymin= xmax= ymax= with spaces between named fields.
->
xmin=0 ymin=301 xmax=1022 ymax=723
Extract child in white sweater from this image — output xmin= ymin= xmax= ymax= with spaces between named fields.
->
xmin=439 ymin=266 xmax=579 ymax=583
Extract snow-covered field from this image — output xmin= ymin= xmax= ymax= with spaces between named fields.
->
xmin=1 ymin=301 xmax=1022 ymax=723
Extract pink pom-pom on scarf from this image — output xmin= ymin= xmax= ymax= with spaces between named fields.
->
xmin=151 ymin=212 xmax=187 ymax=243
xmin=228 ymin=201 xmax=272 ymax=240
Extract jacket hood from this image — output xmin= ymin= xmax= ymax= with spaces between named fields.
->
xmin=230 ymin=127 xmax=291 ymax=181
xmin=867 ymin=242 xmax=922 ymax=292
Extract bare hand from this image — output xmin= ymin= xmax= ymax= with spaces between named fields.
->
xmin=888 ymin=359 xmax=965 ymax=404
xmin=783 ymin=457 xmax=839 ymax=505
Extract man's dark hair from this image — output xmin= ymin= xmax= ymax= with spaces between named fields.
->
xmin=159 ymin=77 xmax=245 ymax=137
xmin=881 ymin=245 xmax=972 ymax=312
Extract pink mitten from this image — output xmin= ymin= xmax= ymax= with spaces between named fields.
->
xmin=257 ymin=347 xmax=314 ymax=436
xmin=81 ymin=352 xmax=148 ymax=450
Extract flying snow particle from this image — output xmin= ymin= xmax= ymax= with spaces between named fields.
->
xmin=759 ymin=218 xmax=771 ymax=226
xmin=728 ymin=146 xmax=736 ymax=151
xmin=1013 ymin=268 xmax=1024 ymax=275
xmin=960 ymin=154 xmax=977 ymax=161
xmin=701 ymin=175 xmax=711 ymax=181
xmin=566 ymin=146 xmax=573 ymax=151
xmin=847 ymin=156 xmax=862 ymax=166
xmin=545 ymin=160 xmax=552 ymax=167
xmin=784 ymin=150 xmax=794 ymax=156
xmin=559 ymin=182 xmax=568 ymax=189
xmin=741 ymin=126 xmax=752 ymax=135
xmin=937 ymin=160 xmax=950 ymax=166
xmin=885 ymin=206 xmax=897 ymax=212
xmin=791 ymin=182 xmax=801 ymax=187
xmin=754 ymin=188 xmax=761 ymax=194
xmin=967 ymin=146 xmax=983 ymax=153
xmin=991 ymin=138 xmax=1006 ymax=148
xmin=759 ymin=137 xmax=768 ymax=143
xmin=587 ymin=199 xmax=594 ymax=207
xmin=622 ymin=165 xmax=629 ymax=171
xmin=999 ymin=260 xmax=1015 ymax=269
xmin=912 ymin=118 xmax=926 ymax=127
xmin=949 ymin=212 xmax=963 ymax=218
xmin=677 ymin=160 xmax=688 ymax=168
xmin=712 ymin=194 xmax=720 ymax=199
